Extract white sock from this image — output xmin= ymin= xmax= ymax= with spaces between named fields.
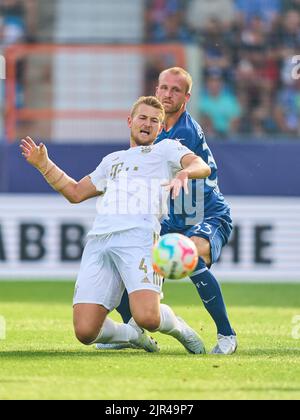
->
xmin=156 ymin=304 xmax=181 ymax=337
xmin=92 ymin=318 xmax=139 ymax=345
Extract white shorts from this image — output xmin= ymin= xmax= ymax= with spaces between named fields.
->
xmin=73 ymin=228 xmax=163 ymax=311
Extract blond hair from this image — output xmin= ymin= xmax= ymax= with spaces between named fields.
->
xmin=159 ymin=67 xmax=193 ymax=94
xmin=131 ymin=96 xmax=165 ymax=121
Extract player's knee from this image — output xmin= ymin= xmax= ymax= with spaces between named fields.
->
xmin=75 ymin=326 xmax=98 ymax=346
xmin=141 ymin=319 xmax=160 ymax=332
xmin=190 ymin=236 xmax=211 ymax=266
xmin=134 ymin=313 xmax=160 ymax=332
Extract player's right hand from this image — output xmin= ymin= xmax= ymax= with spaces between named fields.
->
xmin=162 ymin=170 xmax=189 ymax=200
xmin=20 ymin=136 xmax=49 ymax=171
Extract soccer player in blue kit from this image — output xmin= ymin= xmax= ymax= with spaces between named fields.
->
xmin=98 ymin=68 xmax=237 ymax=355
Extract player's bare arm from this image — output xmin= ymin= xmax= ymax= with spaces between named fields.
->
xmin=20 ymin=136 xmax=101 ymax=203
xmin=167 ymin=154 xmax=211 ymax=200
xmin=180 ymin=153 xmax=211 ymax=180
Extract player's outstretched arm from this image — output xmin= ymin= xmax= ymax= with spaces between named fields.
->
xmin=167 ymin=154 xmax=211 ymax=200
xmin=20 ymin=136 xmax=100 ymax=203
xmin=180 ymin=154 xmax=211 ymax=180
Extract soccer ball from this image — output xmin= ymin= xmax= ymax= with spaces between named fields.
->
xmin=153 ymin=233 xmax=198 ymax=280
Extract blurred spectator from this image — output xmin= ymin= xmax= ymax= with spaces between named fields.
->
xmin=0 ymin=0 xmax=37 ymax=46
xmin=145 ymin=0 xmax=192 ymax=42
xmin=199 ymin=72 xmax=242 ymax=137
xmin=277 ymin=9 xmax=300 ymax=49
xmin=201 ymin=18 xmax=233 ymax=83
xmin=186 ymin=0 xmax=235 ymax=32
xmin=275 ymin=10 xmax=300 ymax=102
xmin=245 ymin=96 xmax=278 ymax=136
xmin=240 ymin=15 xmax=267 ymax=47
xmin=0 ymin=0 xmax=26 ymax=46
xmin=236 ymin=44 xmax=279 ymax=103
xmin=144 ymin=55 xmax=171 ymax=95
xmin=280 ymin=49 xmax=299 ymax=85
xmin=0 ymin=0 xmax=37 ymax=114
xmin=282 ymin=0 xmax=300 ymax=12
xmin=274 ymin=79 xmax=300 ymax=135
xmin=234 ymin=0 xmax=282 ymax=27
xmin=156 ymin=12 xmax=192 ymax=42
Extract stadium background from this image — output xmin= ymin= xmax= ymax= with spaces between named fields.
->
xmin=0 ymin=0 xmax=300 ymax=282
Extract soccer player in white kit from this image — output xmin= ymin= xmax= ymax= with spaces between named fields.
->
xmin=20 ymin=96 xmax=211 ymax=354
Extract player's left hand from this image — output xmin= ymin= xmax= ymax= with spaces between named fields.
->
xmin=163 ymin=170 xmax=189 ymax=200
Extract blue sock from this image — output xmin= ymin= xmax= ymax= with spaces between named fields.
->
xmin=190 ymin=258 xmax=235 ymax=337
xmin=116 ymin=290 xmax=132 ymax=324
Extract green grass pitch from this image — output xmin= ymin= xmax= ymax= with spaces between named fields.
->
xmin=0 ymin=281 xmax=300 ymax=400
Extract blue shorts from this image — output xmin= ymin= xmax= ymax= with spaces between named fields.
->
xmin=160 ymin=213 xmax=233 ymax=266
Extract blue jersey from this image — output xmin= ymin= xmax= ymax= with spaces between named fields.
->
xmin=156 ymin=111 xmax=230 ymax=230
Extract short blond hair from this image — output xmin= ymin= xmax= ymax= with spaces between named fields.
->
xmin=159 ymin=67 xmax=193 ymax=94
xmin=131 ymin=96 xmax=165 ymax=121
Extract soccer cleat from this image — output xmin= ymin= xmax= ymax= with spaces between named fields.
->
xmin=128 ymin=318 xmax=160 ymax=353
xmin=95 ymin=343 xmax=139 ymax=351
xmin=172 ymin=317 xmax=206 ymax=355
xmin=210 ymin=334 xmax=238 ymax=355
xmin=131 ymin=330 xmax=160 ymax=353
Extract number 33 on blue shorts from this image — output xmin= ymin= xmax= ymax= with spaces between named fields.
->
xmin=161 ymin=214 xmax=233 ymax=266
xmin=185 ymin=215 xmax=233 ymax=265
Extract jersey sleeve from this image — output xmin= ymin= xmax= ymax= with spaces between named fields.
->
xmin=89 ymin=160 xmax=108 ymax=193
xmin=172 ymin=125 xmax=202 ymax=154
xmin=163 ymin=139 xmax=195 ymax=172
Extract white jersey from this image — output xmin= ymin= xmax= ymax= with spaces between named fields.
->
xmin=88 ymin=139 xmax=194 ymax=236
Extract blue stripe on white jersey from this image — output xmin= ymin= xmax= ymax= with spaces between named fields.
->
xmin=155 ymin=111 xmax=230 ymax=229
